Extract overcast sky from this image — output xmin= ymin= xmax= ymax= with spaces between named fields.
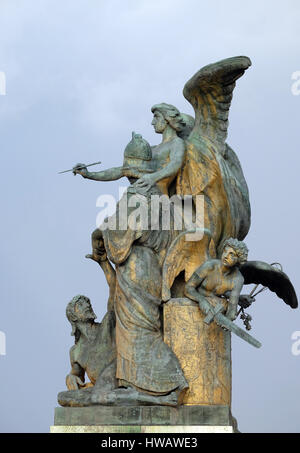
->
xmin=0 ymin=0 xmax=299 ymax=433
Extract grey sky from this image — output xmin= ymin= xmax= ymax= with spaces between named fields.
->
xmin=0 ymin=0 xmax=299 ymax=433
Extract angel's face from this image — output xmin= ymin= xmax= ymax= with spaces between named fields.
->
xmin=151 ymin=111 xmax=167 ymax=134
xmin=221 ymin=246 xmax=239 ymax=268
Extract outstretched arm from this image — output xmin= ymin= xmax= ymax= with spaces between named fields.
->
xmin=86 ymin=229 xmax=116 ymax=311
xmin=85 ymin=255 xmax=116 ymax=311
xmin=73 ymin=164 xmax=124 ymax=181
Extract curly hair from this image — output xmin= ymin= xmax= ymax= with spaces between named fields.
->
xmin=223 ymin=238 xmax=249 ymax=264
xmin=66 ymin=295 xmax=93 ymax=343
xmin=151 ymin=103 xmax=186 ymax=132
xmin=66 ymin=294 xmax=91 ymax=323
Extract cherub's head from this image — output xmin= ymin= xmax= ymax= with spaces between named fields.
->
xmin=221 ymin=238 xmax=248 ymax=268
xmin=151 ymin=103 xmax=186 ymax=134
xmin=66 ymin=295 xmax=96 ymax=339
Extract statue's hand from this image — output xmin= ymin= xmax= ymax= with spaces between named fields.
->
xmin=86 ymin=246 xmax=107 ymax=263
xmin=199 ymin=301 xmax=211 ymax=316
xmin=66 ymin=374 xmax=85 ymax=390
xmin=225 ymin=305 xmax=237 ymax=322
xmin=72 ymin=163 xmax=88 ymax=177
xmin=238 ymin=294 xmax=255 ymax=309
xmin=135 ymin=174 xmax=155 ymax=191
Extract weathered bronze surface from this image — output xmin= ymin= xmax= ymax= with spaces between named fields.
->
xmin=164 ymin=299 xmax=231 ymax=406
xmin=56 ymin=56 xmax=298 ymax=421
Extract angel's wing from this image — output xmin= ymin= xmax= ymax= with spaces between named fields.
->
xmin=240 ymin=261 xmax=298 ymax=309
xmin=169 ymin=57 xmax=252 ymax=285
xmin=176 ymin=56 xmax=252 ymax=250
xmin=183 ymin=56 xmax=251 ymax=154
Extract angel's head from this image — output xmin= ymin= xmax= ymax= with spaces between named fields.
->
xmin=221 ymin=238 xmax=248 ymax=268
xmin=151 ymin=103 xmax=186 ymax=134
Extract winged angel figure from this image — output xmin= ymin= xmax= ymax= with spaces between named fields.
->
xmin=73 ymin=54 xmax=297 ymax=326
xmin=60 ymin=56 xmax=297 ymax=408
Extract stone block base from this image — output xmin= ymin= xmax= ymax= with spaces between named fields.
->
xmin=50 ymin=425 xmax=233 ymax=433
xmin=52 ymin=405 xmax=237 ymax=433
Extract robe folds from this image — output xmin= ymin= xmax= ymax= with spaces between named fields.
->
xmin=101 ymin=184 xmax=188 ymax=394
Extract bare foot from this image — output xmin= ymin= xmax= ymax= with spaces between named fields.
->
xmin=58 ymin=388 xmax=94 ymax=407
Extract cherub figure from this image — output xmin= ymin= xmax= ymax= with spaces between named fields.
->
xmin=185 ymin=237 xmax=297 ymax=342
xmin=185 ymin=238 xmax=249 ymax=322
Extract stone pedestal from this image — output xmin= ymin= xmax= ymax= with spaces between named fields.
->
xmin=164 ymin=298 xmax=232 ymax=406
xmin=51 ymin=405 xmax=235 ymax=433
xmin=50 ymin=425 xmax=233 ymax=433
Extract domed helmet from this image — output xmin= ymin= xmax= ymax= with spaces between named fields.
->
xmin=123 ymin=132 xmax=153 ymax=174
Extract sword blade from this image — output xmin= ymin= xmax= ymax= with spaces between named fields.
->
xmin=215 ymin=312 xmax=262 ymax=348
xmin=58 ymin=161 xmax=102 ymax=174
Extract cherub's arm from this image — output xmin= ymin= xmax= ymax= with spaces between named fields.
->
xmin=135 ymin=138 xmax=185 ymax=189
xmin=66 ymin=346 xmax=85 ymax=390
xmin=85 ymin=255 xmax=116 ymax=311
xmin=226 ymin=274 xmax=244 ymax=321
xmin=184 ymin=262 xmax=213 ymax=315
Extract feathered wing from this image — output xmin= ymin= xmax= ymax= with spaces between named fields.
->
xmin=176 ymin=56 xmax=252 ymax=255
xmin=183 ymin=56 xmax=252 ymax=153
xmin=240 ymin=261 xmax=298 ymax=309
